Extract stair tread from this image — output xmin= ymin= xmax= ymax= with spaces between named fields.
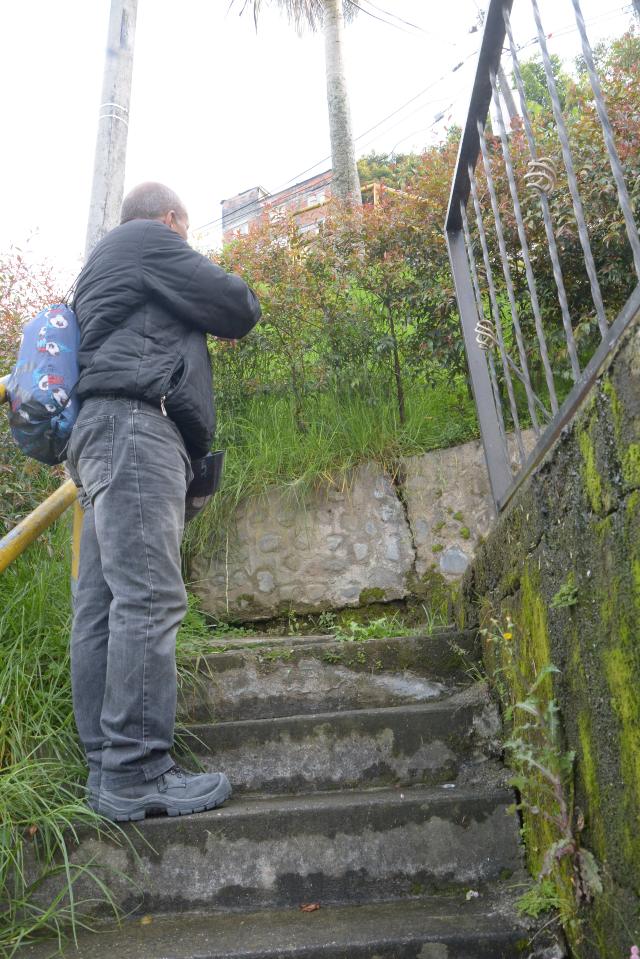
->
xmin=183 ymin=684 xmax=486 ymax=734
xmin=21 ymin=891 xmax=532 ymax=958
xmin=136 ymin=781 xmax=513 ymax=829
xmin=197 ymin=627 xmax=460 ymax=653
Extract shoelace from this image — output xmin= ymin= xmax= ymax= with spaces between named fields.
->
xmin=165 ymin=764 xmax=187 ymax=780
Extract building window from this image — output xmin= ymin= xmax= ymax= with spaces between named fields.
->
xmin=307 ymin=191 xmax=325 ymax=207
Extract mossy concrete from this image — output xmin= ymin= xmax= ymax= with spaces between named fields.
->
xmin=456 ymin=320 xmax=640 ymax=958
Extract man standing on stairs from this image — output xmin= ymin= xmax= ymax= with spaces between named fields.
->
xmin=66 ymin=182 xmax=261 ymax=822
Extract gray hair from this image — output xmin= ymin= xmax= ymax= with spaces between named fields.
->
xmin=120 ymin=181 xmax=187 ymax=224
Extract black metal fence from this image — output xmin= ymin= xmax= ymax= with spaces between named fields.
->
xmin=445 ymin=0 xmax=640 ymax=510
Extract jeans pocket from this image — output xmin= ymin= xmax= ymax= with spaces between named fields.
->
xmin=69 ymin=414 xmax=115 ymax=501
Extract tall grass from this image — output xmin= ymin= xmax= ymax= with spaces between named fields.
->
xmin=185 ymin=378 xmax=477 ymax=556
xmin=0 ymin=517 xmax=215 ymax=955
xmin=0 ymin=524 xmax=109 ymax=956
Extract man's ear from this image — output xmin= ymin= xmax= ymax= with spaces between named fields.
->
xmin=159 ymin=210 xmax=174 ymax=228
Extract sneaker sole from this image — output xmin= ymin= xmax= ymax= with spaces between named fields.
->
xmin=98 ymin=774 xmax=232 ymax=822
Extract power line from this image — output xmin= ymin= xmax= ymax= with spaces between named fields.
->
xmin=358 ymin=0 xmax=457 ymax=43
xmin=347 ymin=0 xmax=418 ymax=37
xmin=195 ymin=49 xmax=480 ymax=233
xmin=359 ymin=0 xmax=429 ymax=35
xmin=195 ymin=2 xmax=632 ymax=235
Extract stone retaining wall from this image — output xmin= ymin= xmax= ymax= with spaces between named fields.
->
xmin=190 ymin=438 xmax=516 ymax=621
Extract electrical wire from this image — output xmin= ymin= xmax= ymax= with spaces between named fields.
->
xmin=357 ymin=0 xmax=431 ymax=36
xmin=346 ymin=0 xmax=419 ymax=37
xmin=196 ymin=50 xmax=480 ymax=233
xmin=195 ymin=1 xmax=633 ymax=234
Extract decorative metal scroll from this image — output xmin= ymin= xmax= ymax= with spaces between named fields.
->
xmin=444 ymin=0 xmax=640 ymax=511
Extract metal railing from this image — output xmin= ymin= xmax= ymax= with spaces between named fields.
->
xmin=0 ymin=383 xmax=80 ymax=575
xmin=446 ymin=0 xmax=640 ymax=510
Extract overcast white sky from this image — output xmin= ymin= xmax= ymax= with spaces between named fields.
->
xmin=0 ymin=0 xmax=634 ymax=279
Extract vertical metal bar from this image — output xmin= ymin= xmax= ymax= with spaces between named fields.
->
xmin=504 ymin=7 xmax=581 ymax=382
xmin=460 ymin=201 xmax=509 ymax=451
xmin=469 ymin=169 xmax=526 ymax=464
xmin=490 ymin=70 xmax=558 ymax=415
xmin=477 ymin=121 xmax=540 ymax=434
xmin=447 ymin=227 xmax=513 ymax=507
xmin=570 ymin=0 xmax=640 ymax=279
xmin=530 ymin=0 xmax=608 ymax=338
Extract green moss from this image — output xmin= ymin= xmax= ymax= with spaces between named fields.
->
xmin=409 ymin=567 xmax=453 ymax=619
xmin=431 ymin=543 xmax=444 ymax=553
xmin=236 ymin=593 xmax=255 ymax=604
xmin=460 ymin=526 xmax=471 ymax=540
xmin=259 ymin=647 xmax=294 ymax=662
xmin=603 ymin=644 xmax=640 ymax=865
xmin=513 ymin=566 xmax=556 ymax=876
xmin=603 ymin=378 xmax=623 ymax=441
xmin=359 ymin=587 xmax=385 ymax=605
xmin=333 ymin=602 xmax=397 ymax=628
xmin=433 ymin=520 xmax=446 ymax=532
xmin=579 ymin=429 xmax=605 ymax=515
xmin=499 ymin=569 xmax=521 ymax=596
xmin=622 ymin=443 xmax=640 ymax=487
xmin=577 ymin=710 xmax=604 ymax=855
xmin=452 ymin=511 xmax=464 ymax=522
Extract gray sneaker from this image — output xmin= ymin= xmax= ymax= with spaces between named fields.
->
xmin=98 ymin=765 xmax=232 ymax=822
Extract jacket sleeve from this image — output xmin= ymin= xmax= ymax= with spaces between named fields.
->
xmin=140 ymin=221 xmax=261 ymax=339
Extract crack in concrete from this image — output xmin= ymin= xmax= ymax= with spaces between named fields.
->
xmin=389 ymin=461 xmax=419 ymax=578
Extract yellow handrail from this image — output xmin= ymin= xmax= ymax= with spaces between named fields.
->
xmin=0 ymin=380 xmax=80 ymax=574
xmin=0 ymin=480 xmax=78 ymax=574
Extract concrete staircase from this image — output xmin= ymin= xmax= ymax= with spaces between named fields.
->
xmin=25 ymin=628 xmax=539 ymax=958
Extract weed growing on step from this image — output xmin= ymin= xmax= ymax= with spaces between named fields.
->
xmin=550 ymin=579 xmax=579 ymax=610
xmin=330 ymin=615 xmax=413 ymax=643
xmin=175 ymin=593 xmax=253 ymax=666
xmin=514 ymin=878 xmax=563 ymax=918
xmin=482 ymin=619 xmax=602 ymax=938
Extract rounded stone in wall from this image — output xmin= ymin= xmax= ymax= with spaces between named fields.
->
xmin=439 ymin=547 xmax=470 ymax=577
xmin=259 ymin=534 xmax=281 ymax=553
xmin=353 ymin=542 xmax=369 ymax=561
xmin=256 ymin=570 xmax=276 ymax=593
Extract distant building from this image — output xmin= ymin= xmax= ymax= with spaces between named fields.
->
xmin=221 ymin=170 xmax=333 ymax=243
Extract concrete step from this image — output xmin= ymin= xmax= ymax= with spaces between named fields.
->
xmin=178 ymin=684 xmax=500 ymax=794
xmin=20 ymin=893 xmax=536 ymax=958
xmin=177 ymin=629 xmax=480 ymax=723
xmin=33 ymin=779 xmax=523 ymax=918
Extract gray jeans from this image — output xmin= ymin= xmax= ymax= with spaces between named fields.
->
xmin=67 ymin=397 xmax=193 ymax=787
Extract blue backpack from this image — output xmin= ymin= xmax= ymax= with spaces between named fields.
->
xmin=5 ymin=303 xmax=81 ymax=465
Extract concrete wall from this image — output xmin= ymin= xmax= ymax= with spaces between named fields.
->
xmin=190 ymin=438 xmax=514 ymax=621
xmin=456 ymin=315 xmax=640 ymax=957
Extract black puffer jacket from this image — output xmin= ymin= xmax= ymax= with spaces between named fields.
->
xmin=73 ymin=218 xmax=260 ymax=457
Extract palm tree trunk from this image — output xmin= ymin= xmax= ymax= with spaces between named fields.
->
xmin=323 ymin=0 xmax=362 ymax=205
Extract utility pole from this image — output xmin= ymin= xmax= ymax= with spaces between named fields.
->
xmin=498 ymin=65 xmax=519 ymax=124
xmin=73 ymin=0 xmax=138 ymax=597
xmin=85 ymin=0 xmax=138 ymax=258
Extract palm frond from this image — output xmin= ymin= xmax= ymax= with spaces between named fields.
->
xmin=231 ymin=0 xmax=357 ymax=34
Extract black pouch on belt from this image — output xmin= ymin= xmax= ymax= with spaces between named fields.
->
xmin=185 ymin=450 xmax=225 ymax=522
xmin=187 ymin=450 xmax=225 ymax=498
